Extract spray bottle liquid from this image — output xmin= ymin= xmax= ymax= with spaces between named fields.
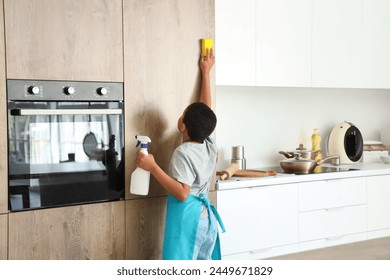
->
xmin=130 ymin=135 xmax=151 ymax=195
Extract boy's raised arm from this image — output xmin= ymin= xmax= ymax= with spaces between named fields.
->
xmin=199 ymin=48 xmax=215 ymax=108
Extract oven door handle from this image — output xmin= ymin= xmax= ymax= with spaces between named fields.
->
xmin=10 ymin=108 xmax=123 ymax=116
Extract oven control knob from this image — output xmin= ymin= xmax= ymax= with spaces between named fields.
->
xmin=97 ymin=87 xmax=108 ymax=96
xmin=64 ymin=86 xmax=75 ymax=95
xmin=28 ymin=86 xmax=40 ymax=95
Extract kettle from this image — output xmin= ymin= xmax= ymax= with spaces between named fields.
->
xmin=328 ymin=121 xmax=363 ymax=164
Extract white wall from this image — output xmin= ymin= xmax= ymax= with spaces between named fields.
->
xmin=215 ymin=86 xmax=390 ymax=170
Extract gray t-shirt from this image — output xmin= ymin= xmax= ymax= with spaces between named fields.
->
xmin=169 ymin=137 xmax=217 ymax=196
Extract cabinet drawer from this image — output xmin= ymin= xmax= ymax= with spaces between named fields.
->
xmin=299 ymin=232 xmax=367 ymax=252
xmin=218 ymin=184 xmax=298 ymax=256
xmin=299 ymin=205 xmax=366 ymax=242
xmin=299 ymin=177 xmax=366 ymax=211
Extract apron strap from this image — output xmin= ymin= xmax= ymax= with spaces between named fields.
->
xmin=199 ymin=194 xmax=226 ymax=233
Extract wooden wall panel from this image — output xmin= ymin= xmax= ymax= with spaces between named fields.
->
xmin=0 ymin=0 xmax=7 ymax=214
xmin=0 ymin=214 xmax=7 ymax=259
xmin=8 ymin=201 xmax=125 ymax=260
xmin=4 ymin=0 xmax=123 ymax=81
xmin=123 ymin=0 xmax=215 ymax=199
xmin=126 ymin=197 xmax=167 ymax=259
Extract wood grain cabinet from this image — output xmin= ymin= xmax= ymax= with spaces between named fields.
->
xmin=125 ymin=197 xmax=167 ymax=260
xmin=0 ymin=214 xmax=7 ymax=260
xmin=8 ymin=201 xmax=125 ymax=260
xmin=0 ymin=0 xmax=7 ymax=214
xmin=123 ymin=0 xmax=215 ymax=199
xmin=3 ymin=0 xmax=123 ymax=81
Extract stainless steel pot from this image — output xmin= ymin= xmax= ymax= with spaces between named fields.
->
xmin=279 ymin=144 xmax=321 ymax=160
xmin=280 ymin=155 xmax=340 ymax=174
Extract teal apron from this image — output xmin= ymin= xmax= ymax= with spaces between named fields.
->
xmin=162 ymin=193 xmax=226 ymax=260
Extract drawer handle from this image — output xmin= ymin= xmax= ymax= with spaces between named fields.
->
xmin=250 ymin=248 xmax=271 ymax=254
xmin=325 ymin=206 xmax=345 ymax=211
xmin=326 ymin=236 xmax=344 ymax=241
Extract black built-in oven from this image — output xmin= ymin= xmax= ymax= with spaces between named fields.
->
xmin=7 ymin=80 xmax=125 ymax=211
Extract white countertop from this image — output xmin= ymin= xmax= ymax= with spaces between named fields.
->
xmin=216 ymin=163 xmax=390 ymax=191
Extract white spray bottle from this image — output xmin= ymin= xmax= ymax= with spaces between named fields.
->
xmin=130 ymin=135 xmax=152 ymax=195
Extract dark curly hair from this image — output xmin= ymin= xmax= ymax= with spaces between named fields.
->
xmin=183 ymin=102 xmax=217 ymax=143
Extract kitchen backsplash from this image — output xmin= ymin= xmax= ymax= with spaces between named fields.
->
xmin=215 ymin=86 xmax=390 ymax=170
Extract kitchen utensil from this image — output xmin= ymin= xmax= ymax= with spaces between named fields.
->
xmin=231 ymin=145 xmax=246 ymax=169
xmin=232 ymin=145 xmax=245 ymax=159
xmin=279 ymin=154 xmax=340 ymax=174
xmin=218 ymin=163 xmax=240 ymax=180
xmin=328 ymin=121 xmax=363 ymax=164
xmin=232 ymin=170 xmax=277 ymax=177
xmin=231 ymin=159 xmax=246 ymax=170
xmin=217 ymin=168 xmax=277 ymax=179
xmin=279 ymin=144 xmax=321 ymax=160
xmin=83 ymin=132 xmax=98 ymax=158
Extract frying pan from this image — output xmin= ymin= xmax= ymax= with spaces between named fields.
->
xmin=83 ymin=132 xmax=98 ymax=158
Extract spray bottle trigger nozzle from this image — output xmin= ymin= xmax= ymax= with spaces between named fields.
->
xmin=136 ymin=140 xmax=141 ymax=148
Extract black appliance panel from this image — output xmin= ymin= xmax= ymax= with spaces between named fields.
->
xmin=7 ymin=80 xmax=125 ymax=212
xmin=344 ymin=126 xmax=364 ymax=162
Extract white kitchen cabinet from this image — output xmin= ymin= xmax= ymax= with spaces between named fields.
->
xmin=299 ymin=205 xmax=367 ymax=241
xmin=215 ymin=0 xmax=256 ymax=86
xmin=298 ymin=177 xmax=367 ymax=244
xmin=312 ymin=0 xmax=364 ymax=88
xmin=256 ymin=0 xmax=311 ymax=87
xmin=362 ymin=0 xmax=390 ymax=88
xmin=367 ymin=175 xmax=390 ymax=232
xmin=299 ymin=177 xmax=366 ymax=212
xmin=216 ymin=0 xmax=390 ymax=89
xmin=217 ymin=184 xmax=299 ymax=258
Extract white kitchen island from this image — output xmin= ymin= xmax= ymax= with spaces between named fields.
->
xmin=216 ymin=163 xmax=390 ymax=260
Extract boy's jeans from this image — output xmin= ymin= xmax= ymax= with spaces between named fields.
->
xmin=192 ymin=213 xmax=218 ymax=260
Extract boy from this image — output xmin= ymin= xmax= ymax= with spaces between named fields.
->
xmin=135 ymin=48 xmax=224 ymax=260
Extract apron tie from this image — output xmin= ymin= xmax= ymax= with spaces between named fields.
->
xmin=199 ymin=193 xmax=226 ymax=233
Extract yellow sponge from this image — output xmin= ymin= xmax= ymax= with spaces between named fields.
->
xmin=202 ymin=38 xmax=213 ymax=56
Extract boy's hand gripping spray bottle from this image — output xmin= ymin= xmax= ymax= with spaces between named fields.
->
xmin=130 ymin=135 xmax=151 ymax=195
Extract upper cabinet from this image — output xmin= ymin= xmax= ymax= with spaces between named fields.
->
xmin=4 ymin=0 xmax=123 ymax=81
xmin=216 ymin=0 xmax=390 ymax=89
xmin=215 ymin=0 xmax=256 ymax=86
xmin=216 ymin=0 xmax=310 ymax=87
xmin=256 ymin=0 xmax=311 ymax=87
xmin=362 ymin=0 xmax=390 ymax=88
xmin=312 ymin=0 xmax=364 ymax=88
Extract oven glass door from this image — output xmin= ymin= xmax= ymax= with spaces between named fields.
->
xmin=8 ymin=101 xmax=124 ymax=211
